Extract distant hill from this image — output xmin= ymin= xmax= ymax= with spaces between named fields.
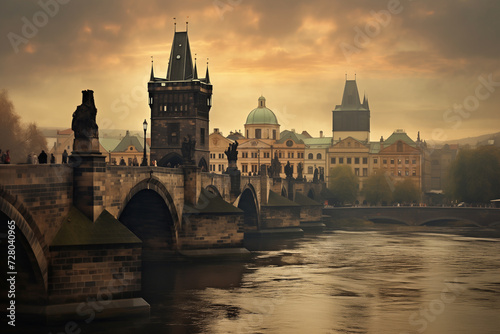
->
xmin=432 ymin=132 xmax=500 ymax=148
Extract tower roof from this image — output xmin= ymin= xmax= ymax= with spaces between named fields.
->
xmin=335 ymin=79 xmax=368 ymax=111
xmin=245 ymin=96 xmax=279 ymax=125
xmin=166 ymin=31 xmax=194 ymax=81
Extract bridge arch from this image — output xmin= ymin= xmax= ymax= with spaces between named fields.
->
xmin=158 ymin=152 xmax=183 ymax=168
xmin=0 ymin=188 xmax=48 ymax=299
xmin=307 ymin=188 xmax=316 ymax=200
xmin=205 ymin=185 xmax=222 ymax=198
xmin=198 ymin=157 xmax=208 ymax=172
xmin=235 ymin=184 xmax=260 ymax=231
xmin=119 ymin=177 xmax=180 ymax=254
xmin=420 ymin=217 xmax=480 ymax=227
xmin=365 ymin=216 xmax=409 ymax=225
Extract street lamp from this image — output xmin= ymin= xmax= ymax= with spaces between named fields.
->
xmin=141 ymin=119 xmax=148 ymax=166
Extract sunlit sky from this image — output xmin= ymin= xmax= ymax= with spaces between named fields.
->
xmin=1 ymin=0 xmax=499 ymax=143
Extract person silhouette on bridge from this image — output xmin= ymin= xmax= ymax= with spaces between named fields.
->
xmin=38 ymin=150 xmax=47 ymax=164
xmin=62 ymin=149 xmax=68 ymax=164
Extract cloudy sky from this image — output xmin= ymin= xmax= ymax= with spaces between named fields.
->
xmin=1 ymin=0 xmax=499 ymax=142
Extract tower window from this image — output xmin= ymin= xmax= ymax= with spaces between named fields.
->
xmin=200 ymin=128 xmax=206 ymax=145
xmin=317 ymin=153 xmax=322 ymax=160
xmin=255 ymin=129 xmax=262 ymax=139
xmin=273 ymin=130 xmax=277 ymax=140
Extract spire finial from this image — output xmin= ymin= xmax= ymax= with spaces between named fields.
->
xmin=355 ymin=73 xmax=356 ymax=80
xmin=345 ymin=72 xmax=347 ymax=81
xmin=186 ymin=16 xmax=189 ymax=31
xmin=150 ymin=56 xmax=155 ymax=81
xmin=173 ymin=17 xmax=176 ymax=32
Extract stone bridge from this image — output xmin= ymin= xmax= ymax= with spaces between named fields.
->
xmin=325 ymin=207 xmax=500 ymax=226
xmin=0 ymin=161 xmax=323 ymax=323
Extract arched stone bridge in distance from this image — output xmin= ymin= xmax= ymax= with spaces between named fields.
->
xmin=324 ymin=206 xmax=500 ymax=226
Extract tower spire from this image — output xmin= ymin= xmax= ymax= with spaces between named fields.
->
xmin=173 ymin=17 xmax=176 ymax=32
xmin=193 ymin=54 xmax=198 ymax=80
xmin=205 ymin=58 xmax=210 ymax=84
xmin=150 ymin=56 xmax=154 ymax=81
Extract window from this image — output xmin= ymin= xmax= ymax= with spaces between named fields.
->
xmin=354 ymin=157 xmax=360 ymax=164
xmin=298 ymin=153 xmax=304 ymax=159
xmin=317 ymin=153 xmax=322 ymax=160
xmin=246 ymin=130 xmax=249 ymax=138
xmin=405 ymin=170 xmax=409 ymax=176
xmin=363 ymin=157 xmax=368 ymax=164
xmin=412 ymin=159 xmax=417 ymax=165
xmin=390 ymin=159 xmax=395 ymax=165
xmin=339 ymin=157 xmax=344 ymax=164
xmin=167 ymin=123 xmax=180 ymax=145
xmin=405 ymin=158 xmax=409 ymax=165
xmin=373 ymin=158 xmax=378 ymax=164
xmin=412 ymin=169 xmax=416 ymax=176
xmin=363 ymin=168 xmax=368 ymax=177
xmin=255 ymin=129 xmax=262 ymax=139
xmin=354 ymin=168 xmax=360 ymax=176
xmin=242 ymin=165 xmax=248 ymax=173
xmin=398 ymin=159 xmax=402 ymax=165
xmin=347 ymin=157 xmax=352 ymax=164
xmin=383 ymin=159 xmax=387 ymax=165
xmin=398 ymin=170 xmax=402 ymax=176
xmin=308 ymin=153 xmax=313 ymax=159
xmin=308 ymin=166 xmax=313 ymax=174
xmin=252 ymin=165 xmax=258 ymax=173
xmin=273 ymin=130 xmax=277 ymax=140
xmin=331 ymin=157 xmax=336 ymax=164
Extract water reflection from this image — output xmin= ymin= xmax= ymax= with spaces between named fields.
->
xmin=15 ymin=228 xmax=500 ymax=334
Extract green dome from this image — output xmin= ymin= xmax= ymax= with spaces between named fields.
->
xmin=245 ymin=96 xmax=279 ymax=125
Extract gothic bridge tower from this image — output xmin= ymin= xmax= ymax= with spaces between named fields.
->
xmin=148 ymin=27 xmax=212 ymax=170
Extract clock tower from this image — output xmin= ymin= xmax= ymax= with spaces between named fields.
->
xmin=148 ymin=28 xmax=212 ymax=170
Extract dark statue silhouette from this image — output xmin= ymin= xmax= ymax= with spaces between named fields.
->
xmin=224 ymin=141 xmax=238 ymax=162
xmin=72 ymin=90 xmax=99 ymax=140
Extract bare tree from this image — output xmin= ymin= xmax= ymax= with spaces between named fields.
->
xmin=0 ymin=89 xmax=47 ymax=163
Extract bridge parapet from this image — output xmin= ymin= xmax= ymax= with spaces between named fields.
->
xmin=0 ymin=164 xmax=73 ymax=246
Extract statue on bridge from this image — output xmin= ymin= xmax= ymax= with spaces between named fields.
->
xmin=71 ymin=90 xmax=100 ymax=152
xmin=313 ymin=167 xmax=319 ymax=183
xmin=297 ymin=162 xmax=303 ymax=181
xmin=224 ymin=141 xmax=238 ymax=164
xmin=269 ymin=152 xmax=281 ymax=178
xmin=181 ymin=135 xmax=196 ymax=165
xmin=284 ymin=161 xmax=293 ymax=179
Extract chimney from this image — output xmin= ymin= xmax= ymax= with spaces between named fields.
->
xmin=320 ymin=131 xmax=324 ymax=138
xmin=380 ymin=136 xmax=384 ymax=150
xmin=214 ymin=128 xmax=219 ymax=134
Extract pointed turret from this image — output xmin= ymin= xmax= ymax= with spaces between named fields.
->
xmin=205 ymin=62 xmax=210 ymax=84
xmin=150 ymin=58 xmax=155 ymax=81
xmin=362 ymin=94 xmax=369 ymax=110
xmin=193 ymin=57 xmax=198 ymax=80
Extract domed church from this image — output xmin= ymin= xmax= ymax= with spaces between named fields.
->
xmin=244 ymin=96 xmax=280 ymax=140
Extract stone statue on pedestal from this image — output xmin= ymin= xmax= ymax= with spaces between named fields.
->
xmin=284 ymin=161 xmax=293 ymax=179
xmin=181 ymin=136 xmax=196 ymax=165
xmin=72 ymin=90 xmax=100 ymax=152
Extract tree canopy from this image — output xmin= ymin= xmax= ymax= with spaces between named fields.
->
xmin=362 ymin=171 xmax=393 ymax=205
xmin=392 ymin=179 xmax=420 ymax=204
xmin=328 ymin=165 xmax=359 ymax=205
xmin=446 ymin=146 xmax=500 ymax=203
xmin=0 ymin=89 xmax=47 ymax=163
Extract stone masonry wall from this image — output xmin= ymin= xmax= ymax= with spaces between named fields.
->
xmin=48 ymin=244 xmax=141 ymax=304
xmin=200 ymin=172 xmax=231 ymax=202
xmin=0 ymin=164 xmax=73 ymax=246
xmin=300 ymin=206 xmax=322 ymax=222
xmin=179 ymin=214 xmax=244 ymax=249
xmin=260 ymin=206 xmax=301 ymax=229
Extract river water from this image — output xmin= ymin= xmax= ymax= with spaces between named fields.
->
xmin=22 ymin=227 xmax=500 ymax=334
